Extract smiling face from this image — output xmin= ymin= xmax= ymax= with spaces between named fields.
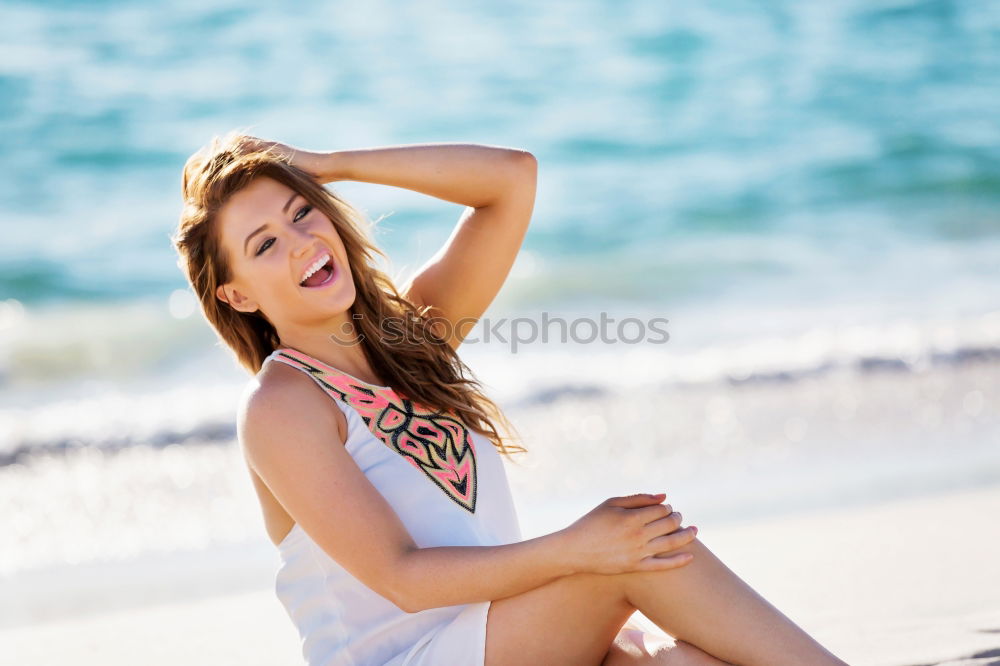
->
xmin=214 ymin=175 xmax=357 ymax=339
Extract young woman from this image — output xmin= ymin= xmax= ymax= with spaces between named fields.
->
xmin=172 ymin=131 xmax=849 ymax=666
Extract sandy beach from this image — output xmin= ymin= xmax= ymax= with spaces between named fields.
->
xmin=3 ymin=482 xmax=998 ymax=666
xmin=4 ymin=352 xmax=999 ymax=665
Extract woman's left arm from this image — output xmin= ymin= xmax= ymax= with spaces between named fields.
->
xmin=293 ymin=142 xmax=538 ymax=350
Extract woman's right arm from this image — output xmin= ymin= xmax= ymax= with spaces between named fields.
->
xmin=239 ymin=373 xmax=694 ymax=614
xmin=395 ymin=495 xmax=696 ymax=612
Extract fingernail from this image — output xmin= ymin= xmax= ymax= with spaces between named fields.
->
xmin=691 ymin=525 xmax=698 ymax=535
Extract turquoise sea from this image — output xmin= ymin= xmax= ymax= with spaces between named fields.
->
xmin=1 ymin=0 xmax=999 ymax=604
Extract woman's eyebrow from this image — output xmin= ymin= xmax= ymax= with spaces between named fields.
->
xmin=281 ymin=192 xmax=299 ymax=214
xmin=243 ymin=193 xmax=300 ymax=255
xmin=243 ymin=223 xmax=269 ymax=255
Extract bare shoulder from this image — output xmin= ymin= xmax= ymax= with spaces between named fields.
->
xmin=239 ymin=362 xmax=347 ymax=460
xmin=234 ymin=357 xmax=419 ymax=609
xmin=237 ymin=362 xmax=350 ymax=546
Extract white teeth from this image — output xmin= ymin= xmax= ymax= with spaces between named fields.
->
xmin=300 ymin=253 xmax=331 ymax=284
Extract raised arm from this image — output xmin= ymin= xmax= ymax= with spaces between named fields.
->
xmin=255 ymin=140 xmax=538 ymax=350
xmin=337 ymin=143 xmax=536 ymax=349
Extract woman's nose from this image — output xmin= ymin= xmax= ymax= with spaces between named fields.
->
xmin=290 ymin=228 xmax=316 ymax=256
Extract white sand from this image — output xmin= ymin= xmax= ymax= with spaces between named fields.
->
xmin=4 ymin=483 xmax=998 ymax=665
xmin=640 ymin=482 xmax=1000 ymax=666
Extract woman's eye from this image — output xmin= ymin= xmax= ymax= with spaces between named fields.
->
xmin=294 ymin=205 xmax=312 ymax=222
xmin=255 ymin=205 xmax=312 ymax=256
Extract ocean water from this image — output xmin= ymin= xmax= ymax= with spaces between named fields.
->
xmin=1 ymin=0 xmax=999 ymax=598
xmin=2 ymin=0 xmax=998 ymax=455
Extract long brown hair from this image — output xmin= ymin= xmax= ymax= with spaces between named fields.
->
xmin=172 ymin=130 xmax=526 ymax=461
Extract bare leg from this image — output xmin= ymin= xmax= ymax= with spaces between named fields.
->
xmin=483 ymin=535 xmax=845 ymax=665
xmin=618 ymin=537 xmax=848 ymax=666
xmin=483 ymin=570 xmax=733 ymax=666
xmin=484 ymin=570 xmax=638 ymax=665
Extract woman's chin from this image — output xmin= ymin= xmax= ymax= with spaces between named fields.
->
xmin=294 ymin=284 xmax=357 ymax=316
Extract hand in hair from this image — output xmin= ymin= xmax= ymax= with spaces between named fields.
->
xmin=233 ymin=134 xmax=344 ymax=183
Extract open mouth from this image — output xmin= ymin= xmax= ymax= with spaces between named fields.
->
xmin=299 ymin=255 xmax=337 ymax=289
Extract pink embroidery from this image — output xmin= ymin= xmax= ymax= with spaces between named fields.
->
xmin=272 ymin=349 xmax=478 ymax=514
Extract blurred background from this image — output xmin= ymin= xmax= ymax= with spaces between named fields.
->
xmin=1 ymin=1 xmax=998 ymax=664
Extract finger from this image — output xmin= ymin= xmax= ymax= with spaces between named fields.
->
xmin=637 ymin=550 xmax=694 ymax=571
xmin=641 ymin=511 xmax=684 ymax=536
xmin=632 ymin=503 xmax=673 ymax=525
xmin=644 ymin=525 xmax=697 ymax=555
xmin=608 ymin=493 xmax=666 ymax=508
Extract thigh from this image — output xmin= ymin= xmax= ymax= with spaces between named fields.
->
xmin=484 ymin=572 xmax=635 ymax=666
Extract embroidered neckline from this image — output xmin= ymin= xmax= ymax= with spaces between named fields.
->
xmin=266 ymin=347 xmax=479 ymax=514
xmin=270 ymin=347 xmax=393 ymax=390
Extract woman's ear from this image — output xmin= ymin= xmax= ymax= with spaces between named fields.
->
xmin=216 ymin=283 xmax=259 ymax=313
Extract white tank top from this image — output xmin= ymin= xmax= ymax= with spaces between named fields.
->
xmin=260 ymin=347 xmax=523 ymax=665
